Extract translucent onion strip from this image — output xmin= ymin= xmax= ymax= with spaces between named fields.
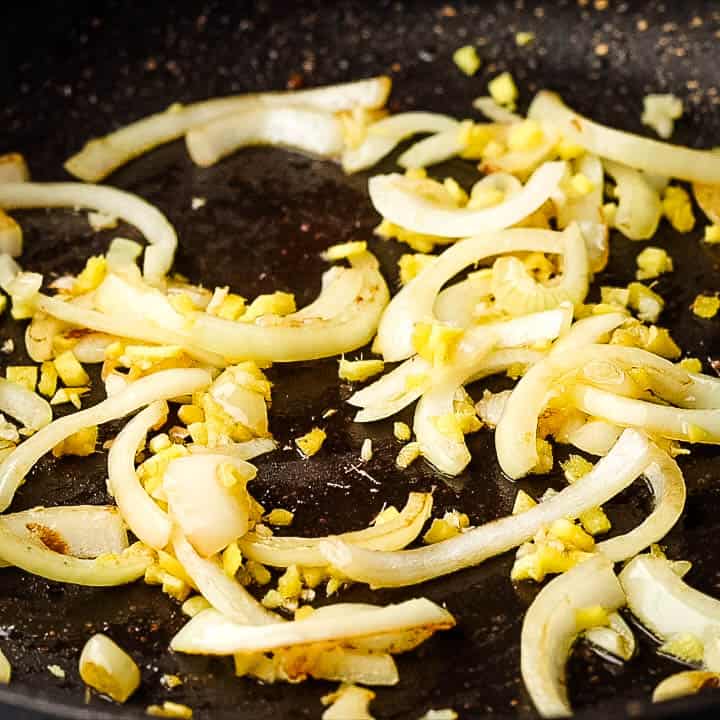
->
xmin=603 ymin=160 xmax=661 ymax=241
xmin=368 ymin=161 xmax=566 ymax=238
xmin=521 ymin=555 xmax=625 ymax=718
xmin=170 ymin=599 xmax=455 ymax=655
xmin=240 ymin=492 xmax=433 ymax=568
xmin=434 ymin=274 xmax=493 ymax=327
xmin=186 ymin=107 xmax=344 ymax=167
xmin=65 ymin=76 xmax=392 ymax=182
xmin=172 ymin=530 xmax=278 ymax=626
xmin=472 ymin=97 xmax=522 ymax=124
xmin=375 ymin=227 xmax=568 ymax=362
xmin=0 ymin=521 xmax=151 ymax=586
xmin=320 ymin=429 xmax=652 ymax=588
xmin=528 ymin=91 xmax=720 ymax=184
xmin=397 ymin=126 xmax=466 ymax=170
xmin=0 ymin=377 xmax=52 ymax=431
xmin=0 ymin=368 xmax=212 ymax=512
xmin=0 ymin=183 xmax=177 ymax=281
xmin=108 ymin=401 xmax=172 ymax=550
xmin=0 ymin=505 xmax=128 ymax=569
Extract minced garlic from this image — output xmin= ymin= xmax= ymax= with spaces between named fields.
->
xmin=295 ymin=427 xmax=326 ymax=457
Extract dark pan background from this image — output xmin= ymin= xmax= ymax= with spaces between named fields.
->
xmin=3 ymin=0 xmax=720 ymax=718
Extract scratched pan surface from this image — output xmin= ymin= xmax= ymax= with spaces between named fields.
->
xmin=3 ymin=0 xmax=720 ymax=718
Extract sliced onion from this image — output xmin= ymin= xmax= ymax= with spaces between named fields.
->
xmin=397 ymin=126 xmax=465 ymax=170
xmin=309 ymin=649 xmax=397 ymax=687
xmin=563 ymin=419 xmax=623 ymax=456
xmin=482 ymin=126 xmax=560 ymax=177
xmin=186 ymin=107 xmax=344 ymax=167
xmin=170 ymin=598 xmax=455 ymax=655
xmin=107 ymin=401 xmax=172 ymax=550
xmin=0 ymin=377 xmax=51 ymax=430
xmin=188 ymin=437 xmax=277 ymax=461
xmin=0 ymin=505 xmax=128 ymax=569
xmin=375 ymin=227 xmax=567 ymax=361
xmin=240 ymin=492 xmax=432 ymax=568
xmin=584 ymin=612 xmax=636 ymax=662
xmin=569 ymin=384 xmax=720 ymax=444
xmin=72 ymin=333 xmax=117 ymax=364
xmin=65 ymin=77 xmax=392 ymax=182
xmin=172 ymin=530 xmax=278 ymax=626
xmin=653 ymin=671 xmax=720 ymax=703
xmin=603 ymin=160 xmax=661 ymax=241
xmin=472 ymin=97 xmax=522 ymax=124
xmin=290 ymin=265 xmax=364 ymax=321
xmin=0 ymin=211 xmax=22 ymax=257
xmin=0 ymin=521 xmax=151 ymax=586
xmin=342 ymin=113 xmax=458 ymax=173
xmin=368 ymin=161 xmax=566 ymax=239
xmin=495 ymin=313 xmax=630 ymax=479
xmin=320 ymin=429 xmax=652 ymax=587
xmin=556 ymin=154 xmax=604 ymax=230
xmin=521 ymin=554 xmax=625 ymax=718
xmin=597 ymin=446 xmax=685 ymax=561
xmin=528 ymin=91 xmax=720 ymax=184
xmin=164 ymin=454 xmax=255 ymax=557
xmin=0 ymin=368 xmax=212 ymax=512
xmin=434 ymin=274 xmax=493 ymax=327
xmin=0 ymin=183 xmax=177 ymax=281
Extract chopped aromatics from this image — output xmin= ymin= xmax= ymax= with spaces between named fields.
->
xmin=642 ymin=94 xmax=683 ymax=139
xmin=636 ymin=246 xmax=673 ymax=280
xmin=659 ymin=633 xmax=705 ymax=664
xmin=692 ymin=294 xmax=720 ymax=319
xmin=398 ymin=253 xmax=435 ymax=285
xmin=322 ymin=241 xmax=368 ymax=261
xmin=322 ymin=684 xmax=375 ymax=720
xmin=452 ymin=45 xmax=481 ymax=76
xmin=0 ymin=647 xmax=9 ymax=684
xmin=488 ymin=72 xmax=518 ymax=109
xmin=79 ymin=634 xmax=140 ymax=703
xmin=679 ymin=357 xmax=702 ymax=373
xmin=515 ymin=31 xmax=535 ymax=47
xmin=47 ymin=664 xmax=65 ymax=679
xmin=360 ymin=438 xmax=373 ymax=462
xmin=662 ymin=185 xmax=695 ymax=233
xmin=266 ymin=509 xmax=294 ymax=526
xmin=338 ymin=358 xmax=385 ymax=382
xmin=146 ymin=701 xmax=193 ymax=719
xmin=705 ymin=225 xmax=720 ymax=243
xmin=295 ymin=427 xmax=326 ymax=457
xmin=6 ymin=366 xmax=37 ymax=392
xmin=54 ymin=350 xmax=90 ymax=387
xmin=396 ymin=441 xmax=421 ymax=469
xmin=52 ymin=426 xmax=98 ymax=458
xmin=512 ymin=490 xmax=537 ymax=515
xmin=393 ymin=421 xmax=412 ymax=442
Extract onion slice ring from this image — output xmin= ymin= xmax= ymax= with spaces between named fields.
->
xmin=0 ymin=377 xmax=52 ymax=431
xmin=528 ymin=91 xmax=720 ymax=184
xmin=521 ymin=554 xmax=625 ymax=718
xmin=0 ymin=182 xmax=177 ymax=281
xmin=320 ymin=429 xmax=652 ymax=588
xmin=108 ymin=401 xmax=172 ymax=550
xmin=0 ymin=368 xmax=212 ymax=512
xmin=368 ymin=161 xmax=566 ymax=238
xmin=65 ymin=77 xmax=391 ymax=182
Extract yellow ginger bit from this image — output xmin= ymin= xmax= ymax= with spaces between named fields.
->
xmin=569 ymin=172 xmax=594 ymax=196
xmin=338 ymin=358 xmax=385 ymax=382
xmin=432 ymin=413 xmax=464 ymax=442
xmin=481 ymin=139 xmax=506 ymax=160
xmin=548 ymin=518 xmax=595 ymax=552
xmin=533 ymin=438 xmax=554 ymax=474
xmin=692 ymin=294 xmax=720 ymax=319
xmin=411 ymin=321 xmax=464 ymax=366
xmin=148 ymin=433 xmax=171 ymax=453
xmin=54 ymin=350 xmax=90 ymax=387
xmin=326 ymin=576 xmax=344 ymax=597
xmin=443 ymin=177 xmax=469 ymax=206
xmin=278 ymin=564 xmax=303 ymax=600
xmin=72 ymin=256 xmax=107 ymax=295
xmin=6 ymin=365 xmax=37 ymax=392
xmin=488 ymin=71 xmax=518 ymax=108
xmin=579 ymin=507 xmax=612 ymax=536
xmin=146 ymin=701 xmax=193 ymax=719
xmin=602 ymin=202 xmax=618 ymax=225
xmin=178 ymin=404 xmax=204 ymax=426
xmin=181 ymin=596 xmax=211 ymax=617
xmin=222 ymin=542 xmax=243 ymax=578
xmin=396 ymin=441 xmax=421 ymax=469
xmin=295 ymin=427 xmax=326 ymax=457
xmin=216 ymin=462 xmax=244 ymax=489
xmin=214 ymin=294 xmax=247 ymax=321
xmin=360 ymin=438 xmax=373 ymax=462
xmin=168 ymin=294 xmax=197 ymax=317
xmin=515 ymin=31 xmax=535 ymax=46
xmin=0 ymin=296 xmax=6 ymax=317
xmin=556 ymin=137 xmax=585 ymax=160
xmin=322 ymin=241 xmax=367 ymax=261
xmin=704 ymin=224 xmax=720 ymax=243
xmin=376 ymin=218 xmax=442 ymax=253
xmin=161 ymin=674 xmax=183 ymax=689
xmin=52 ymin=426 xmax=97 ymax=458
xmin=687 ymin=423 xmax=710 ymax=443
xmin=627 ymin=282 xmax=664 ymax=323
xmin=266 ymin=508 xmax=294 ymax=526
xmin=144 ymin=566 xmax=191 ymax=602
xmin=659 ymin=633 xmax=705 ymax=664
xmin=38 ymin=362 xmax=58 ymax=397
xmin=642 ymin=94 xmax=683 ymax=139
xmin=294 ymin=605 xmax=315 ymax=621
xmin=119 ymin=344 xmax=187 ymax=372
xmin=393 ymin=421 xmax=412 ymax=442
xmin=187 ymin=422 xmax=208 ymax=445
xmin=453 ymin=45 xmax=481 ymax=76
xmin=50 ymin=387 xmax=89 ymax=409
xmin=301 ymin=566 xmax=327 ymax=589
xmin=679 ymin=357 xmax=703 ymax=373
xmin=459 ymin=123 xmax=498 ymax=160
xmin=246 ymin=560 xmax=272 ymax=586
xmin=242 ymin=291 xmax=296 ymax=322
xmin=575 ymin=606 xmax=610 ymax=632
xmin=611 ymin=322 xmax=681 ymax=359
xmin=373 ymin=505 xmax=400 ymax=525
xmin=662 ymin=185 xmax=695 ymax=233
xmin=398 ymin=253 xmax=434 ymax=285
xmin=404 ymin=167 xmax=427 ymax=180
xmin=512 ymin=490 xmax=537 ymax=515
xmin=636 ymin=246 xmax=674 ymax=280
xmin=157 ymin=550 xmax=195 ymax=588
xmin=507 ymin=119 xmax=544 ymax=152
xmin=423 ymin=518 xmax=461 ymax=544
xmin=511 ymin=544 xmax=592 ymax=582
xmin=561 ymin=455 xmax=594 ymax=484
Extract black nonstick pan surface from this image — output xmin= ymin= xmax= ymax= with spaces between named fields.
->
xmin=3 ymin=0 xmax=720 ymax=718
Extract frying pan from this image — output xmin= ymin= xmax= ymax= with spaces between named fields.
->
xmin=3 ymin=0 xmax=720 ymax=717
